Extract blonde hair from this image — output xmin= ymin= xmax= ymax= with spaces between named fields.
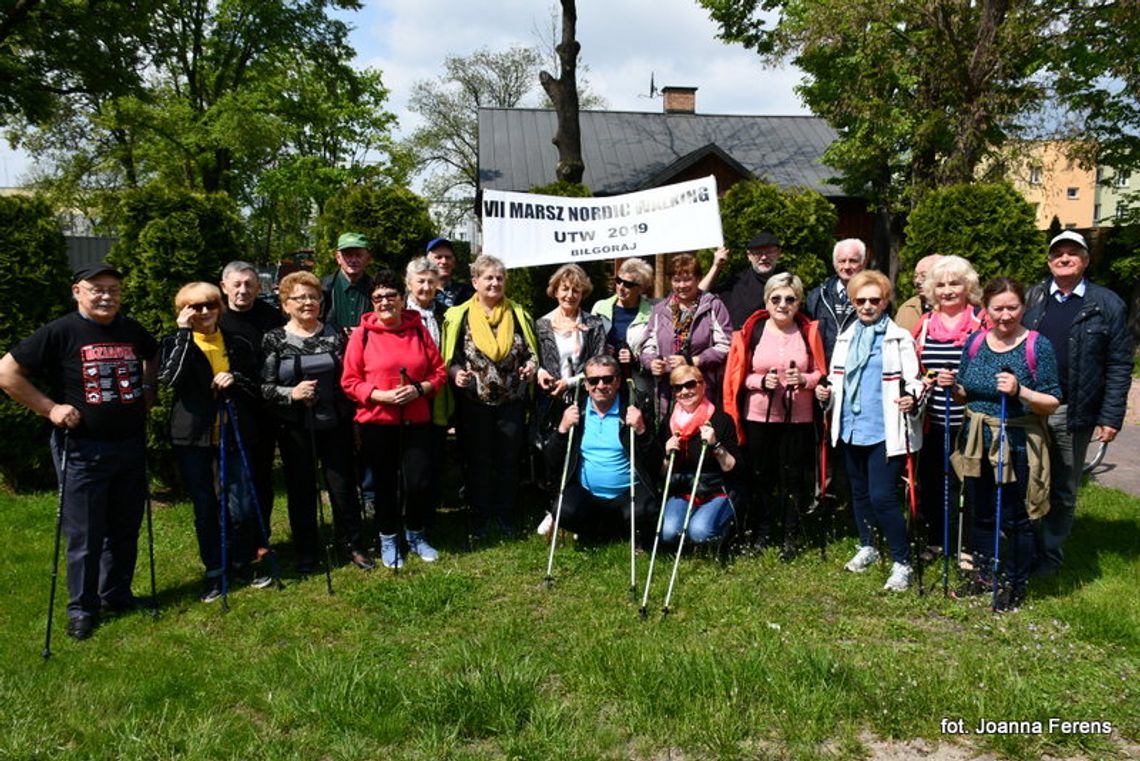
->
xmin=173 ymin=282 xmax=224 ymax=313
xmin=668 ymin=364 xmax=704 ymax=386
xmin=470 ymin=254 xmax=506 ymax=281
xmin=846 ymin=270 xmax=892 ymax=303
xmin=763 ymin=272 xmax=805 ymax=304
xmin=617 ymin=258 xmax=653 ymax=288
xmin=546 ymin=263 xmax=593 ymax=299
xmin=922 ymin=255 xmax=982 ymax=307
xmin=278 ymin=271 xmax=321 ymax=305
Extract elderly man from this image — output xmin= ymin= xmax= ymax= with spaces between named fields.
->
xmin=539 ymin=355 xmax=661 ymax=544
xmin=219 ymin=260 xmax=285 ymax=538
xmin=699 ymin=232 xmax=788 ymax=329
xmin=321 ymin=232 xmax=374 ymax=333
xmin=894 ymin=254 xmax=942 ymax=333
xmin=0 ymin=262 xmax=158 ymax=641
xmin=1024 ymin=230 xmax=1132 ymax=577
xmin=426 ymin=237 xmax=474 ymax=308
xmin=806 ymin=238 xmax=867 ymax=361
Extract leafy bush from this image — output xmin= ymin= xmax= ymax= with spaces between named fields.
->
xmin=717 ymin=180 xmax=839 ymax=289
xmin=315 ymin=184 xmax=436 ymax=275
xmin=899 ymin=182 xmax=1044 ymax=300
xmin=0 ymin=195 xmax=72 ymax=490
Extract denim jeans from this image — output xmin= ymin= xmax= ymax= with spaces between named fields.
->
xmin=661 ymin=495 xmax=734 ymax=543
xmin=174 ymin=444 xmax=257 ymax=576
xmin=840 ymin=440 xmax=909 ymax=564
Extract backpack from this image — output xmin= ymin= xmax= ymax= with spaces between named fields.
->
xmin=965 ymin=329 xmax=1038 ymax=380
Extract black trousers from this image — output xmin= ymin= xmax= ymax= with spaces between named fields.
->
xmin=278 ymin=421 xmax=363 ymax=563
xmin=556 ymin=477 xmax=657 ymax=542
xmin=746 ymin=421 xmax=814 ymax=544
xmin=918 ymin=423 xmax=965 ymax=549
xmin=360 ymin=422 xmax=433 ymax=535
xmin=458 ymin=398 xmax=526 ymax=526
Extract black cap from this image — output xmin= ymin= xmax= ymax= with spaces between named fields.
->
xmin=72 ymin=261 xmax=124 ymax=284
xmin=746 ymin=232 xmax=781 ymax=249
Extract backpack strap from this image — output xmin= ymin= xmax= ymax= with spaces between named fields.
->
xmin=966 ymin=329 xmax=988 ymax=360
xmin=965 ymin=327 xmax=1038 ymax=380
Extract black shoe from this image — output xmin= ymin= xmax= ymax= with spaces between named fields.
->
xmin=779 ymin=540 xmax=799 ymax=563
xmin=200 ymin=580 xmax=224 ymax=604
xmin=66 ymin=616 xmax=96 ymax=641
xmin=101 ymin=595 xmax=153 ymax=615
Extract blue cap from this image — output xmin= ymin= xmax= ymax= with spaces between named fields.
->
xmin=426 ymin=237 xmax=452 ymax=253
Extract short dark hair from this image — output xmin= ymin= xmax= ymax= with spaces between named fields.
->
xmin=371 ymin=268 xmax=405 ymax=297
xmin=981 ymin=276 xmax=1024 ymax=307
xmin=584 ymin=354 xmax=620 ymax=374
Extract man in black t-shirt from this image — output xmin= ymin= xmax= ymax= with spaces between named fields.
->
xmin=0 ymin=262 xmax=158 ymax=641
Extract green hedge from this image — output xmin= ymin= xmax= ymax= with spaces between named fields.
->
xmin=315 ymin=184 xmax=436 ymax=276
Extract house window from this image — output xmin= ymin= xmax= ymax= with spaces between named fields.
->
xmin=1118 ymin=170 xmax=1131 ymax=188
xmin=1065 ymin=223 xmax=1078 ymax=229
xmin=1066 ymin=187 xmax=1079 ymax=200
xmin=1029 ymin=167 xmax=1042 ymax=185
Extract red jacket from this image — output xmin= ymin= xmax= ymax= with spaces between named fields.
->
xmin=341 ymin=309 xmax=447 ymax=425
xmin=722 ymin=309 xmax=827 ymax=444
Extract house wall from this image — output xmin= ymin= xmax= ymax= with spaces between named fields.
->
xmin=1008 ymin=141 xmax=1097 ymax=229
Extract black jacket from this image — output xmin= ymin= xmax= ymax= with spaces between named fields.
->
xmin=542 ymin=391 xmax=663 ymax=501
xmin=806 ymin=276 xmax=857 ymax=362
xmin=158 ymin=328 xmax=261 ymax=448
xmin=660 ymin=409 xmax=741 ymax=502
xmin=1024 ymin=278 xmax=1132 ymax=431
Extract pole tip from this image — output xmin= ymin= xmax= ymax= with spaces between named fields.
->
xmin=637 ymin=606 xmax=648 ymax=620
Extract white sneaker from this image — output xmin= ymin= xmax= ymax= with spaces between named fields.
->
xmin=883 ymin=562 xmax=912 ymax=592
xmin=536 ymin=512 xmax=554 ymax=537
xmin=844 ymin=545 xmax=880 ymax=573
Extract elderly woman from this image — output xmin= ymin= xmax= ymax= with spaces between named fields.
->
xmin=261 ymin=271 xmax=373 ymax=574
xmin=723 ymin=272 xmax=826 ymax=558
xmin=159 ymin=283 xmax=268 ymax=601
xmin=659 ymin=365 xmax=741 ymax=544
xmin=592 ymin=258 xmax=656 ymax=399
xmin=913 ymin=255 xmax=985 ymax=558
xmin=952 ymin=278 xmax=1060 ymax=611
xmin=342 ymin=269 xmax=447 ymax=568
xmin=816 ymin=270 xmax=924 ymax=592
xmin=441 ymin=254 xmax=538 ymax=538
xmin=640 ymin=253 xmax=732 ymax=418
xmin=405 ymin=256 xmax=445 ymax=348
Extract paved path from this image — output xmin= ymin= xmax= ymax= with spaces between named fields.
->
xmin=1084 ymin=378 xmax=1140 ymax=497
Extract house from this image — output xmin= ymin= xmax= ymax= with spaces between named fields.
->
xmin=477 ymin=87 xmax=875 ymax=280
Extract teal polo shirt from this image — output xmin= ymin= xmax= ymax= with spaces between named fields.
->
xmin=578 ymin=401 xmax=635 ymax=499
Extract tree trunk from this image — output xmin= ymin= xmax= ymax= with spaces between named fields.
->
xmin=538 ymin=0 xmax=584 ymax=185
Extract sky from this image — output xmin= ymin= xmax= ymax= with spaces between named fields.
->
xmin=0 ymin=0 xmax=808 ymax=187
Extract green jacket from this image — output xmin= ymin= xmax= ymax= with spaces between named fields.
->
xmin=435 ymin=297 xmax=538 ymax=425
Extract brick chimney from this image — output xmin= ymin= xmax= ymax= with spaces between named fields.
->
xmin=662 ymin=86 xmax=697 ymax=114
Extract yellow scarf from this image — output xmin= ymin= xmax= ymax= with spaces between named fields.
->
xmin=192 ymin=330 xmax=229 ymax=374
xmin=467 ymin=298 xmax=516 ymax=363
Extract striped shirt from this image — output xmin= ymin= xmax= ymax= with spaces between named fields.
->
xmin=919 ymin=336 xmax=965 ymax=428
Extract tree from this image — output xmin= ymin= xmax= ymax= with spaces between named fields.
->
xmin=898 ymin=181 xmax=1043 ymax=300
xmin=717 ymin=179 xmax=838 ymax=289
xmin=698 ymin=0 xmax=1056 ymax=279
xmin=0 ymin=194 xmax=71 ymax=489
xmin=539 ymin=0 xmax=585 ymax=185
xmin=315 ymin=184 xmax=436 ymax=275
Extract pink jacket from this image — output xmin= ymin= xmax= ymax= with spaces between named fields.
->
xmin=341 ymin=310 xmax=447 ymax=425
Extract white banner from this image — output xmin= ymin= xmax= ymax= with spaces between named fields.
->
xmin=481 ymin=176 xmax=723 ymax=269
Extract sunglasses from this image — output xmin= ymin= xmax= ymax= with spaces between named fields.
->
xmin=371 ymin=291 xmax=402 ymax=303
xmin=671 ymin=379 xmax=703 ymax=392
xmin=585 ymin=374 xmax=617 ymax=387
xmin=769 ymin=295 xmax=797 ymax=306
xmin=855 ymin=297 xmax=883 ymax=306
xmin=614 ymin=276 xmax=641 ymax=289
xmin=189 ymin=301 xmax=220 ymax=311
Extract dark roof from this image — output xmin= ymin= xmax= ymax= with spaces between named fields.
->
xmin=478 ymin=107 xmax=845 ymax=197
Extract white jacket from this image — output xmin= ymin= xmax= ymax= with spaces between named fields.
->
xmin=826 ymin=319 xmax=924 ymax=457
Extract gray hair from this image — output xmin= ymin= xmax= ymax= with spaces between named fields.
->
xmin=584 ymin=354 xmax=620 ymax=373
xmin=221 ymin=260 xmax=257 ymax=280
xmin=405 ymin=256 xmax=440 ymax=280
xmin=832 ymin=238 xmax=867 ymax=267
xmin=617 ymin=257 xmax=654 ymax=288
xmin=470 ymin=253 xmax=506 ymax=281
xmin=763 ymin=271 xmax=805 ymax=304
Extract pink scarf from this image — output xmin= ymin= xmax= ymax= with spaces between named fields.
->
xmin=670 ymin=398 xmax=715 ymax=444
xmin=921 ymin=307 xmax=983 ymax=347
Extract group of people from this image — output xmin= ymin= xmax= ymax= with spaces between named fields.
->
xmin=0 ymin=228 xmax=1130 ymax=642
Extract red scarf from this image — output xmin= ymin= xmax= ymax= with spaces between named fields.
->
xmin=670 ymin=398 xmax=715 ymax=444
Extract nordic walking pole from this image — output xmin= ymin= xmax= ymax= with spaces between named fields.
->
xmin=543 ymin=384 xmax=581 ymax=587
xmin=942 ymin=386 xmax=952 ymax=598
xmin=224 ymin=397 xmax=284 ymax=589
xmin=626 ymin=378 xmax=638 ymax=600
xmin=662 ymin=441 xmax=710 ymax=618
xmin=217 ymin=410 xmax=232 ymax=612
xmin=899 ymin=376 xmax=923 ymax=596
xmin=639 ymin=450 xmax=676 ymax=619
xmin=306 ymin=404 xmax=335 ymax=595
xmin=992 ymin=370 xmax=1010 ymax=611
xmin=42 ymin=430 xmax=69 ymax=659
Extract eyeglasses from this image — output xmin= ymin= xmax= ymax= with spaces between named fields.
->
xmin=189 ymin=301 xmax=220 ymax=312
xmin=614 ymin=276 xmax=641 ymax=289
xmin=80 ymin=285 xmax=121 ymax=297
xmin=585 ymin=374 xmax=617 ymax=387
xmin=671 ymin=379 xmax=703 ymax=392
xmin=748 ymin=248 xmax=780 ymax=258
xmin=855 ymin=297 xmax=883 ymax=306
xmin=371 ymin=291 xmax=402 ymax=303
xmin=769 ymin=295 xmax=797 ymax=306
xmin=286 ymin=293 xmax=321 ymax=303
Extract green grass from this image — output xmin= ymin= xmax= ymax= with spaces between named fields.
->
xmin=1 ymin=482 xmax=1137 ymax=760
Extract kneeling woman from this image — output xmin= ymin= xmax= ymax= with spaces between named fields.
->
xmin=342 ymin=270 xmax=447 ymax=568
xmin=660 ymin=365 xmax=741 ymax=544
xmin=816 ymin=270 xmax=924 ymax=592
xmin=952 ymin=278 xmax=1060 ymax=611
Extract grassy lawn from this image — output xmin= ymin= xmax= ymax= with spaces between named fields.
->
xmin=0 ymin=481 xmax=1137 ymax=760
